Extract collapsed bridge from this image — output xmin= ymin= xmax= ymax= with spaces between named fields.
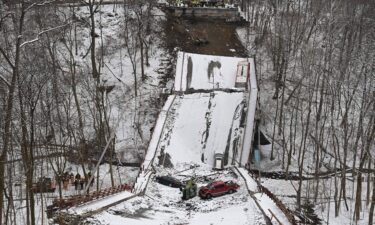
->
xmin=134 ymin=51 xmax=258 ymax=192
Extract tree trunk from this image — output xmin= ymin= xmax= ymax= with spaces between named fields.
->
xmin=0 ymin=5 xmax=26 ymax=224
xmin=369 ymin=177 xmax=375 ymax=225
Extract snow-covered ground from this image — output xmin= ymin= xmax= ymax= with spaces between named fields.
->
xmin=82 ymin=49 xmax=263 ymax=224
xmin=69 ymin=190 xmax=134 ymax=215
xmin=236 ymin=15 xmax=375 ymax=225
xmin=134 ymin=52 xmax=257 ymax=194
xmin=174 ymin=52 xmax=250 ymax=91
xmin=12 ymin=162 xmax=138 ymax=225
xmin=236 ymin=167 xmax=293 ymax=225
xmin=5 ymin=3 xmax=170 ymax=225
xmin=156 ymin=92 xmax=245 ymax=166
xmin=90 ymin=165 xmax=266 ymax=225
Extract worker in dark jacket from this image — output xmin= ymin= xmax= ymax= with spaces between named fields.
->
xmin=74 ymin=173 xmax=81 ymax=190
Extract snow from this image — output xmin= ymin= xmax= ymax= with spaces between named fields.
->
xmin=142 ymin=95 xmax=177 ymax=172
xmin=69 ymin=191 xmax=135 ymax=215
xmin=6 ymin=4 xmax=169 ymax=225
xmin=133 ymin=52 xmax=258 ymax=195
xmin=240 ymin=58 xmax=258 ymax=166
xmin=92 ymin=165 xmax=266 ymax=225
xmin=254 ymin=193 xmax=292 ymax=225
xmin=157 ymin=92 xmax=245 ymax=166
xmin=174 ymin=52 xmax=251 ymax=91
xmin=189 ymin=203 xmax=261 ymax=225
xmin=75 ymin=49 xmax=261 ymax=224
xmin=236 ymin=167 xmax=259 ymax=192
xmin=10 ymin=162 xmax=138 ymax=225
xmin=174 ymin=52 xmax=259 ymax=167
xmin=160 ymin=52 xmax=258 ymax=167
xmin=236 ymin=166 xmax=293 ymax=225
xmin=132 ymin=170 xmax=153 ymax=194
xmin=132 ymin=91 xmax=245 ymax=194
xmin=132 ymin=95 xmax=176 ymax=194
xmin=131 ymin=51 xmax=258 ymax=210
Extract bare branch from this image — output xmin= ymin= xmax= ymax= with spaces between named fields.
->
xmin=0 ymin=12 xmax=14 ymax=27
xmin=24 ymin=3 xmax=39 ymax=12
xmin=0 ymin=74 xmax=10 ymax=88
xmin=20 ymin=22 xmax=71 ymax=48
xmin=0 ymin=47 xmax=15 ymax=69
xmin=24 ymin=1 xmax=56 ymax=12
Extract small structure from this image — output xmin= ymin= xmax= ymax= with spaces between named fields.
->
xmin=235 ymin=61 xmax=250 ymax=88
xmin=213 ymin=153 xmax=224 ymax=170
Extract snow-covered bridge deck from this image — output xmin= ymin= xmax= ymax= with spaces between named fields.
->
xmin=135 ymin=51 xmax=258 ymax=193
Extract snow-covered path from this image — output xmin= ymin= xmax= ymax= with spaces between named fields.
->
xmin=236 ymin=167 xmax=294 ymax=225
xmin=92 ymin=165 xmax=266 ymax=225
xmin=69 ymin=191 xmax=135 ymax=215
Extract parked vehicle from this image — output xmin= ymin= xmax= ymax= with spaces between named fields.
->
xmin=155 ymin=175 xmax=183 ymax=188
xmin=32 ymin=177 xmax=56 ymax=193
xmin=199 ymin=180 xmax=239 ymax=199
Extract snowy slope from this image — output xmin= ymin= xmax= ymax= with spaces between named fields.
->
xmin=134 ymin=52 xmax=257 ymax=194
xmin=173 ymin=52 xmax=258 ymax=166
xmin=236 ymin=167 xmax=293 ymax=225
xmin=174 ymin=52 xmax=250 ymax=91
xmin=92 ymin=165 xmax=265 ymax=225
xmin=80 ymin=51 xmax=264 ymax=224
xmin=142 ymin=95 xmax=177 ymax=171
xmin=156 ymin=92 xmax=245 ymax=167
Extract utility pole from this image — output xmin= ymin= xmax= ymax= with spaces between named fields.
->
xmin=257 ymin=122 xmax=261 ymax=182
xmin=84 ymin=132 xmax=116 ymax=194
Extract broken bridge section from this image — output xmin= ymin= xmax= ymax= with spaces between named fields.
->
xmin=134 ymin=51 xmax=258 ymax=194
xmin=85 ymin=51 xmax=265 ymax=225
xmin=156 ymin=91 xmax=245 ymax=167
xmin=170 ymin=51 xmax=258 ymax=167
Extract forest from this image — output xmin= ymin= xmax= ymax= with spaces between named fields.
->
xmin=0 ymin=0 xmax=374 ymax=224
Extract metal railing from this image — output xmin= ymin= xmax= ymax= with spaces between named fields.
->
xmin=49 ymin=183 xmax=132 ymax=210
xmin=248 ymin=170 xmax=297 ymax=225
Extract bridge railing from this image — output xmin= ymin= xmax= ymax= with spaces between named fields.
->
xmin=49 ymin=183 xmax=132 ymax=211
xmin=248 ymin=170 xmax=297 ymax=225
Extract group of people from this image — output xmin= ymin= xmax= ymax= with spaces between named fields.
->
xmin=74 ymin=172 xmax=95 ymax=190
xmin=57 ymin=171 xmax=95 ymax=191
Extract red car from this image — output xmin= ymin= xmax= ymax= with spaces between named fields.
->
xmin=199 ymin=180 xmax=239 ymax=199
